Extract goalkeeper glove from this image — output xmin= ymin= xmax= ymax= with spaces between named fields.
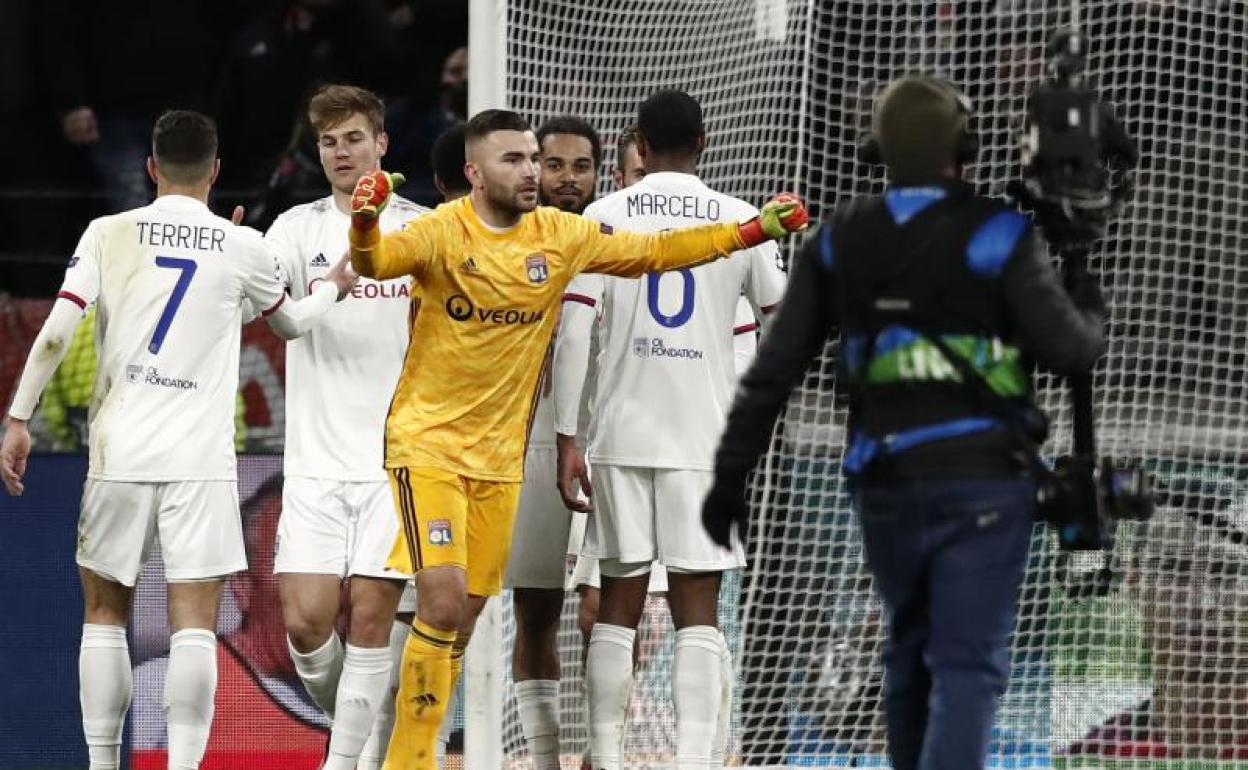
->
xmin=738 ymin=193 xmax=810 ymax=247
xmin=351 ymin=170 xmax=406 ymax=231
xmin=702 ymin=465 xmax=750 ymax=549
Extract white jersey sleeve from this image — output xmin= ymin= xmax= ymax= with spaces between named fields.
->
xmin=732 ymin=296 xmax=759 ymax=377
xmin=743 ymin=238 xmax=786 ymax=320
xmin=267 ymin=195 xmax=425 ymax=481
xmin=82 ymin=195 xmax=281 ymax=481
xmin=6 ymin=226 xmax=102 ymax=419
xmin=580 ymin=172 xmax=788 ymax=470
xmin=552 ymin=272 xmax=605 ymax=438
xmin=58 ymin=219 xmax=104 ymax=311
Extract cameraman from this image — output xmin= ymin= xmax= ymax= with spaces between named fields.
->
xmin=703 ymin=74 xmax=1107 ymax=770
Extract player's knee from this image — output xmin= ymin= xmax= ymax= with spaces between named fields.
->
xmin=417 ymin=591 xmax=465 ymax=632
xmin=577 ymin=588 xmax=600 ymax=642
xmin=283 ymin=609 xmax=335 ymax=651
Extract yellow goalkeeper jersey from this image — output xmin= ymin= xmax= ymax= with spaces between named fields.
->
xmin=350 ymin=195 xmax=747 ymax=482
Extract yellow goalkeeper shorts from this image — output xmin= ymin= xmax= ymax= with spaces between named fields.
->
xmin=386 ymin=466 xmax=522 ymax=596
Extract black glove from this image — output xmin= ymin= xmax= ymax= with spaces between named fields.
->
xmin=702 ymin=467 xmax=750 ymax=549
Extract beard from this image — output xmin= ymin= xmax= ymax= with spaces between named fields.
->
xmin=485 ymin=181 xmax=538 ymax=218
xmin=540 ymin=185 xmax=592 ymax=214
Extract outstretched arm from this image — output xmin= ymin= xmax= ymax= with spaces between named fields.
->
xmin=577 ymin=194 xmax=809 ymax=277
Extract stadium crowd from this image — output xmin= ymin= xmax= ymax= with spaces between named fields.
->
xmin=0 ymin=0 xmax=468 ymax=297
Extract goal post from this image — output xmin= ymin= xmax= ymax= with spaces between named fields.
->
xmin=472 ymin=1 xmax=1248 ymax=767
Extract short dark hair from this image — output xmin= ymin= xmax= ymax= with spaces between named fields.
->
xmin=637 ymin=90 xmax=703 ymax=156
xmin=431 ymin=121 xmax=470 ymax=195
xmin=464 ymin=109 xmax=532 ymax=143
xmin=536 ymin=116 xmax=602 ymax=169
xmin=616 ymin=123 xmax=640 ymax=164
xmin=308 ymin=83 xmax=385 ymax=136
xmin=151 ymin=110 xmax=218 ymax=184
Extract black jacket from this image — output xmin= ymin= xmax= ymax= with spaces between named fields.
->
xmin=716 ymin=182 xmax=1105 ymax=480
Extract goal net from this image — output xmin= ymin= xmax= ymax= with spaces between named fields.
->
xmin=497 ymin=0 xmax=1248 ymax=767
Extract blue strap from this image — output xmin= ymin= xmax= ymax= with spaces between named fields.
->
xmin=819 ymin=225 xmax=836 ymax=270
xmin=884 ymin=186 xmax=947 ymax=225
xmin=966 ymin=210 xmax=1030 ymax=277
xmin=843 ymin=417 xmax=1002 ymax=476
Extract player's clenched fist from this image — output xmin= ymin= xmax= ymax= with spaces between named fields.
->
xmin=350 ymin=170 xmax=406 ymax=231
xmin=738 ymin=192 xmax=810 ymax=247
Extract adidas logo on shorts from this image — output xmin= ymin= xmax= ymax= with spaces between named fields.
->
xmin=460 ymin=257 xmax=480 ymax=273
xmin=309 ymin=253 xmax=329 ymax=267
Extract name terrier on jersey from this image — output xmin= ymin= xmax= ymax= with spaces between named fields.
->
xmin=634 ymin=336 xmax=704 ymax=360
xmin=137 ymin=221 xmax=225 ymax=252
xmin=127 ymin=364 xmax=198 ymax=390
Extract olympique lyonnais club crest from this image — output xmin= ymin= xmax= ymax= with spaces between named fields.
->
xmin=428 ymin=518 xmax=453 ymax=546
xmin=526 ymin=253 xmax=549 ymax=284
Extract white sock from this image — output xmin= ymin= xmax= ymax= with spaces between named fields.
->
xmin=80 ymin=624 xmax=132 ymax=770
xmin=673 ymin=626 xmax=722 ymax=770
xmin=358 ymin=621 xmax=407 ymax=770
xmin=586 ymin=624 xmax=636 ymax=770
xmin=711 ymin=630 xmax=733 ymax=768
xmin=288 ymin=631 xmax=344 ymax=718
xmin=516 ymin=679 xmax=561 ymax=769
xmin=322 ymin=644 xmax=393 ymax=770
xmin=165 ymin=628 xmax=218 ymax=770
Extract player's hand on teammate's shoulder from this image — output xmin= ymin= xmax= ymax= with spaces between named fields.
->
xmin=556 ymin=433 xmax=593 ymax=513
xmin=0 ymin=417 xmax=32 ymax=496
xmin=324 ymin=252 xmax=359 ymax=301
xmin=350 ymin=170 xmax=406 ymax=230
xmin=738 ymin=192 xmax=810 ymax=247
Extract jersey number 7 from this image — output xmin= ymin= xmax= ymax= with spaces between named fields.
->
xmin=149 ymin=257 xmax=198 ymax=354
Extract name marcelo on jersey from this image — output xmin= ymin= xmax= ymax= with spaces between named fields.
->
xmin=308 ymin=278 xmax=410 ymax=299
xmin=626 ymin=192 xmax=721 ymax=221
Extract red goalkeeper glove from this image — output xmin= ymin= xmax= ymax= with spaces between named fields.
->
xmin=738 ymin=193 xmax=809 ymax=247
xmin=350 ymin=170 xmax=406 ymax=231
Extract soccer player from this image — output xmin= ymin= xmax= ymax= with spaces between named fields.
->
xmin=504 ymin=114 xmax=604 ymax=770
xmin=364 ymin=119 xmax=473 ymax=770
xmin=259 ymin=84 xmax=429 ymax=770
xmin=552 ymin=90 xmax=785 ymax=770
xmin=0 ymin=110 xmax=355 ymax=770
xmin=345 ymin=108 xmax=807 ymax=770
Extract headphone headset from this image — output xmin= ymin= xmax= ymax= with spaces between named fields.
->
xmin=857 ymin=77 xmax=979 ymax=167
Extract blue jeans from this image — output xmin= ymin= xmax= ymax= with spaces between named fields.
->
xmin=854 ymin=478 xmax=1035 ymax=770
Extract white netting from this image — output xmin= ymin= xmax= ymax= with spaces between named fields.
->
xmin=500 ymin=1 xmax=1248 ymax=767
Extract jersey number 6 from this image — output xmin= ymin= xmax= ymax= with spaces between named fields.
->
xmin=646 ymin=268 xmax=696 ymax=328
xmin=149 ymin=256 xmax=198 ymax=354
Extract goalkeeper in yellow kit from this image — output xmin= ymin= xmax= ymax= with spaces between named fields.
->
xmin=346 ymin=109 xmax=807 ymax=769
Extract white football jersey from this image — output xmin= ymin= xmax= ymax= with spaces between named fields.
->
xmin=570 ymin=171 xmax=786 ymax=470
xmin=265 ymin=195 xmax=427 ymax=480
xmin=56 ymin=195 xmax=288 ymax=481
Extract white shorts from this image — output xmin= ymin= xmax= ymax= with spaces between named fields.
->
xmin=505 ymin=447 xmax=580 ymax=589
xmin=397 ymin=581 xmax=417 ymax=614
xmin=78 ymin=478 xmax=247 ymax=587
xmin=274 ymin=477 xmax=410 ymax=579
xmin=584 ymin=465 xmax=745 ymax=573
xmin=571 ymin=555 xmax=669 ymax=593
